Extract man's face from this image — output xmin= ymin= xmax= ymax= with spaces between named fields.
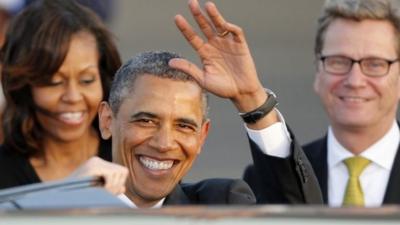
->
xmin=314 ymin=19 xmax=400 ymax=132
xmin=99 ymin=75 xmax=209 ymax=207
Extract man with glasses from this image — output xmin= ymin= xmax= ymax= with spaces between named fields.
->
xmin=244 ymin=0 xmax=400 ymax=207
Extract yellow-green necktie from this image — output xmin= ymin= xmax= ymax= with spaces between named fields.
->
xmin=342 ymin=156 xmax=371 ymax=207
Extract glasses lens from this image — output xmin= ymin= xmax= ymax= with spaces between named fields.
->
xmin=361 ymin=58 xmax=388 ymax=76
xmin=323 ymin=56 xmax=351 ymax=75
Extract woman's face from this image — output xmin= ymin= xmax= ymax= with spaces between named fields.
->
xmin=31 ymin=31 xmax=103 ymax=143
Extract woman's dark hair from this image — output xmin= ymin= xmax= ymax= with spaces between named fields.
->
xmin=0 ymin=0 xmax=121 ymax=156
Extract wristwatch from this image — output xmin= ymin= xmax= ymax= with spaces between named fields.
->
xmin=239 ymin=88 xmax=278 ymax=124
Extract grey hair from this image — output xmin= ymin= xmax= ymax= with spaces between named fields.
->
xmin=315 ymin=0 xmax=400 ymax=56
xmin=108 ymin=50 xmax=209 ymax=119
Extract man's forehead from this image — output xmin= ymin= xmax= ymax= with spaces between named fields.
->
xmin=118 ymin=75 xmax=204 ymax=117
xmin=322 ymin=18 xmax=398 ymax=56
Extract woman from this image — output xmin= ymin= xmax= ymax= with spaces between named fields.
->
xmin=0 ymin=0 xmax=121 ymax=189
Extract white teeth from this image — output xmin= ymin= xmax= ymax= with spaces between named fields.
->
xmin=139 ymin=156 xmax=174 ymax=170
xmin=60 ymin=112 xmax=83 ymax=121
xmin=342 ymin=96 xmax=366 ymax=102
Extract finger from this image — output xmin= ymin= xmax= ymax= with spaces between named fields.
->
xmin=115 ymin=172 xmax=127 ymax=195
xmin=174 ymin=14 xmax=205 ymax=51
xmin=188 ymin=0 xmax=214 ymax=39
xmin=204 ymin=2 xmax=228 ymax=34
xmin=225 ymin=22 xmax=246 ymax=43
xmin=105 ymin=172 xmax=120 ymax=195
xmin=169 ymin=58 xmax=205 ymax=86
xmin=102 ymin=173 xmax=113 ymax=193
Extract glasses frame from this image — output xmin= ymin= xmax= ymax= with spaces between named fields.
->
xmin=318 ymin=55 xmax=399 ymax=77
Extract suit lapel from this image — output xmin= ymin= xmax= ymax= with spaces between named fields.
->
xmin=383 ymin=141 xmax=400 ymax=204
xmin=163 ymin=184 xmax=191 ymax=206
xmin=304 ymin=137 xmax=329 ymax=203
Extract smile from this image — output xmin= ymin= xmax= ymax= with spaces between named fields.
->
xmin=339 ymin=96 xmax=368 ymax=103
xmin=139 ymin=155 xmax=174 ymax=170
xmin=58 ymin=112 xmax=85 ymax=124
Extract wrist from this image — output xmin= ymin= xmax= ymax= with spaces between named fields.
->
xmin=238 ymin=88 xmax=278 ymax=124
xmin=233 ymin=87 xmax=268 ymax=113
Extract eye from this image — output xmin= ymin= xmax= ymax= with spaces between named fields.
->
xmin=364 ymin=59 xmax=386 ymax=69
xmin=80 ymin=76 xmax=96 ymax=85
xmin=45 ymin=77 xmax=64 ymax=86
xmin=134 ymin=118 xmax=156 ymax=127
xmin=177 ymin=123 xmax=196 ymax=133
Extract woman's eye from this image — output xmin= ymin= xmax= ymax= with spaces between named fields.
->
xmin=47 ymin=79 xmax=63 ymax=86
xmin=80 ymin=77 xmax=96 ymax=85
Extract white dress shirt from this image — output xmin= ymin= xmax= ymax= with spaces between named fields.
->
xmin=247 ymin=113 xmax=399 ymax=207
xmin=246 ymin=110 xmax=292 ymax=157
xmin=327 ymin=122 xmax=399 ymax=207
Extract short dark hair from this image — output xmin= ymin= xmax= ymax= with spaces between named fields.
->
xmin=109 ymin=51 xmax=209 ymax=119
xmin=1 ymin=0 xmax=121 ymax=156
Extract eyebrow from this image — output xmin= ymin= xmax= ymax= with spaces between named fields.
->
xmin=130 ymin=111 xmax=199 ymax=128
xmin=130 ymin=112 xmax=158 ymax=120
xmin=56 ymin=65 xmax=99 ymax=77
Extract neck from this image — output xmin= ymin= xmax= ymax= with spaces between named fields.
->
xmin=30 ymin=127 xmax=99 ymax=181
xmin=331 ymin=120 xmax=395 ymax=155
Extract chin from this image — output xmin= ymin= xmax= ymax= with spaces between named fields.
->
xmin=135 ymin=186 xmax=171 ymax=202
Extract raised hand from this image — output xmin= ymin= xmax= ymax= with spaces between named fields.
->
xmin=169 ymin=0 xmax=267 ymax=113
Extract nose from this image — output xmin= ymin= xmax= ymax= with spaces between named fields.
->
xmin=344 ymin=63 xmax=367 ymax=88
xmin=61 ymin=82 xmax=84 ymax=103
xmin=148 ymin=125 xmax=177 ymax=152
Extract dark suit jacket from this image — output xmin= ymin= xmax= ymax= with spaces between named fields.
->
xmin=243 ymin=135 xmax=323 ymax=204
xmin=245 ymin=134 xmax=400 ymax=204
xmin=164 ymin=178 xmax=256 ymax=205
xmin=302 ymin=136 xmax=400 ymax=204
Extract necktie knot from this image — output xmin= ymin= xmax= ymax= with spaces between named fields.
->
xmin=344 ymin=156 xmax=371 ymax=177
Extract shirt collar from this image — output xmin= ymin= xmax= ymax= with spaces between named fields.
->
xmin=327 ymin=121 xmax=399 ymax=170
xmin=117 ymin=194 xmax=165 ymax=208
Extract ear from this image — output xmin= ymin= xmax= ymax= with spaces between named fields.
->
xmin=196 ymin=119 xmax=211 ymax=155
xmin=397 ymin=75 xmax=400 ymax=99
xmin=98 ymin=101 xmax=113 ymax=140
xmin=313 ymin=59 xmax=323 ymax=95
xmin=313 ymin=72 xmax=321 ymax=95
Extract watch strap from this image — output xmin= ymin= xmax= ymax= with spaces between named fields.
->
xmin=239 ymin=89 xmax=278 ymax=124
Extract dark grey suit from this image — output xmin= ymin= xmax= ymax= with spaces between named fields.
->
xmin=165 ymin=178 xmax=256 ymax=205
xmin=243 ymin=135 xmax=323 ymax=204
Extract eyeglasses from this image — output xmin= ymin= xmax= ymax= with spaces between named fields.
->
xmin=319 ymin=55 xmax=399 ymax=77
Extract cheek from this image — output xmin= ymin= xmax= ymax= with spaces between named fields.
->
xmin=85 ymin=86 xmax=104 ymax=108
xmin=119 ymin=126 xmax=149 ymax=162
xmin=179 ymin=135 xmax=202 ymax=158
xmin=315 ymin=74 xmax=343 ymax=97
xmin=32 ymin=89 xmax=59 ymax=109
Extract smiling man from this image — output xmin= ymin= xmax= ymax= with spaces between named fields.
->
xmin=98 ymin=0 xmax=322 ymax=207
xmin=98 ymin=51 xmax=255 ymax=208
xmin=244 ymin=0 xmax=400 ymax=207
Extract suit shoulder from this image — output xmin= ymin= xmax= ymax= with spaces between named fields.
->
xmin=181 ymin=178 xmax=256 ymax=205
xmin=303 ymin=137 xmax=325 ymax=154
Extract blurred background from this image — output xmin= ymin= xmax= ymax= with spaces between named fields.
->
xmin=106 ymin=0 xmax=326 ymax=182
xmin=4 ymin=0 xmax=328 ymax=182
